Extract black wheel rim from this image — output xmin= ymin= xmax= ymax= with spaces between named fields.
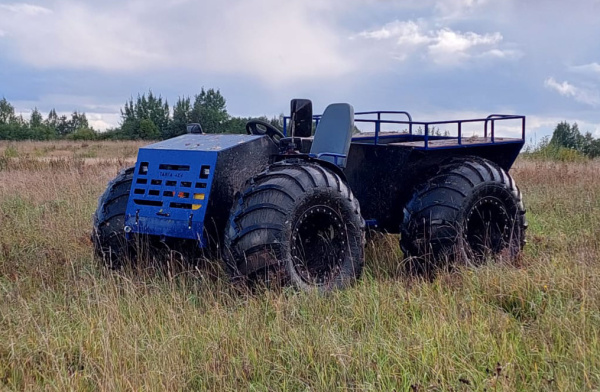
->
xmin=291 ymin=205 xmax=346 ymax=285
xmin=465 ymin=196 xmax=512 ymax=258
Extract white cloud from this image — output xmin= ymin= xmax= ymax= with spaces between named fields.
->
xmin=0 ymin=3 xmax=52 ymax=15
xmin=86 ymin=112 xmax=121 ymax=131
xmin=0 ymin=0 xmax=353 ymax=84
xmin=544 ymin=78 xmax=576 ymax=96
xmin=357 ymin=20 xmax=431 ymax=45
xmin=570 ymin=62 xmax=600 ymax=78
xmin=355 ymin=20 xmax=514 ymax=66
xmin=544 ymin=77 xmax=600 ymax=107
xmin=482 ymin=49 xmax=518 ymax=59
xmin=428 ymin=29 xmax=502 ymax=64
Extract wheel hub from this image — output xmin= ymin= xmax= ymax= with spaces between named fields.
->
xmin=291 ymin=205 xmax=346 ymax=285
xmin=465 ymin=196 xmax=512 ymax=257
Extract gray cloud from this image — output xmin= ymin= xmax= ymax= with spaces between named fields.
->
xmin=2 ymin=0 xmax=600 ymax=140
xmin=0 ymin=0 xmax=353 ymax=84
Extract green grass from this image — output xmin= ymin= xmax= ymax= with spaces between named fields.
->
xmin=0 ymin=145 xmax=599 ymax=391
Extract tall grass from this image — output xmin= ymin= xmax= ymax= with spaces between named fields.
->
xmin=0 ymin=140 xmax=144 ymax=160
xmin=0 ymin=144 xmax=599 ymax=390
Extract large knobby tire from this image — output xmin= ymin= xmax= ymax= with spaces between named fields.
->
xmin=92 ymin=167 xmax=135 ymax=268
xmin=224 ymin=162 xmax=365 ymax=292
xmin=401 ymin=157 xmax=526 ymax=271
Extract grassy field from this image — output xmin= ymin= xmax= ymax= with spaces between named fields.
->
xmin=0 ymin=141 xmax=599 ymax=391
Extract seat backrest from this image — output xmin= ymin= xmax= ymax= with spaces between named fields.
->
xmin=310 ymin=103 xmax=354 ymax=167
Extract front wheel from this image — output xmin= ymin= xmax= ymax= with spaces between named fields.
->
xmin=224 ymin=162 xmax=365 ymax=292
xmin=401 ymin=157 xmax=526 ymax=271
xmin=92 ymin=167 xmax=135 ymax=268
xmin=92 ymin=168 xmax=195 ymax=270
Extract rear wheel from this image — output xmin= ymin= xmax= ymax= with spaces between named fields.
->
xmin=224 ymin=162 xmax=365 ymax=292
xmin=401 ymin=157 xmax=526 ymax=272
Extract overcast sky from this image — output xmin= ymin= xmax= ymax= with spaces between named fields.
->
xmin=1 ymin=0 xmax=600 ymax=142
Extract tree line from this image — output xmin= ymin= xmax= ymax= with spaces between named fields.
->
xmin=526 ymin=121 xmax=600 ymax=160
xmin=0 ymin=88 xmax=280 ymax=141
xmin=3 ymin=92 xmax=600 ymax=159
xmin=0 ymin=97 xmax=94 ymax=140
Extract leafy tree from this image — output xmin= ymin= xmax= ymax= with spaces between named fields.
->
xmin=527 ymin=122 xmax=600 ymax=161
xmin=137 ymin=119 xmax=160 ymax=140
xmin=69 ymin=111 xmax=89 ymax=133
xmin=166 ymin=97 xmax=192 ymax=138
xmin=120 ymin=91 xmax=169 ymax=139
xmin=30 ymin=108 xmax=43 ymax=128
xmin=581 ymin=132 xmax=600 ymax=158
xmin=190 ymin=88 xmax=228 ymax=133
xmin=27 ymin=108 xmax=58 ymax=140
xmin=587 ymin=139 xmax=600 ymax=158
xmin=222 ymin=116 xmax=250 ymax=134
xmin=45 ymin=109 xmax=59 ymax=130
xmin=120 ymin=118 xmax=140 ymax=139
xmin=269 ymin=114 xmax=284 ymax=130
xmin=0 ymin=98 xmax=15 ymax=124
xmin=11 ymin=114 xmax=26 ymax=128
xmin=55 ymin=114 xmax=70 ymax=137
xmin=550 ymin=122 xmax=583 ymax=150
xmin=221 ymin=115 xmax=283 ymax=135
xmin=0 ymin=123 xmax=20 ymax=140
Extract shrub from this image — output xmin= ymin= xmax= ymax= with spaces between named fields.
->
xmin=67 ymin=128 xmax=97 ymax=141
xmin=3 ymin=144 xmax=18 ymax=158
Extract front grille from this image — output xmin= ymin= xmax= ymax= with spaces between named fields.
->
xmin=126 ymin=148 xmax=218 ymax=242
xmin=131 ymin=161 xmax=212 ymax=212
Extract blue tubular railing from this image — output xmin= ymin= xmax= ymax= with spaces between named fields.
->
xmin=354 ymin=111 xmax=413 ymax=143
xmin=376 ymin=113 xmax=380 ymax=145
xmin=354 ymin=112 xmax=525 ymax=147
xmin=284 ymin=111 xmax=525 ymax=149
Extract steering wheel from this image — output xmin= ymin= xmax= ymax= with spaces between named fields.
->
xmin=246 ymin=119 xmax=285 ymax=145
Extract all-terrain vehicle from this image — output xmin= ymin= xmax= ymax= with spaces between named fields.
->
xmin=93 ymin=99 xmax=526 ymax=291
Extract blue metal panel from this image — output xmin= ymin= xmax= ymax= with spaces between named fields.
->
xmin=143 ymin=133 xmax=262 ymax=151
xmin=125 ymin=142 xmax=225 ymax=245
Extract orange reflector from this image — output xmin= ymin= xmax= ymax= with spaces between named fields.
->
xmin=194 ymin=193 xmax=205 ymax=200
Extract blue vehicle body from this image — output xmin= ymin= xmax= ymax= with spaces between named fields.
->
xmin=91 ymin=96 xmax=530 ymax=293
xmin=124 ymin=133 xmax=277 ymax=246
xmin=123 ymin=110 xmax=526 ymax=247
